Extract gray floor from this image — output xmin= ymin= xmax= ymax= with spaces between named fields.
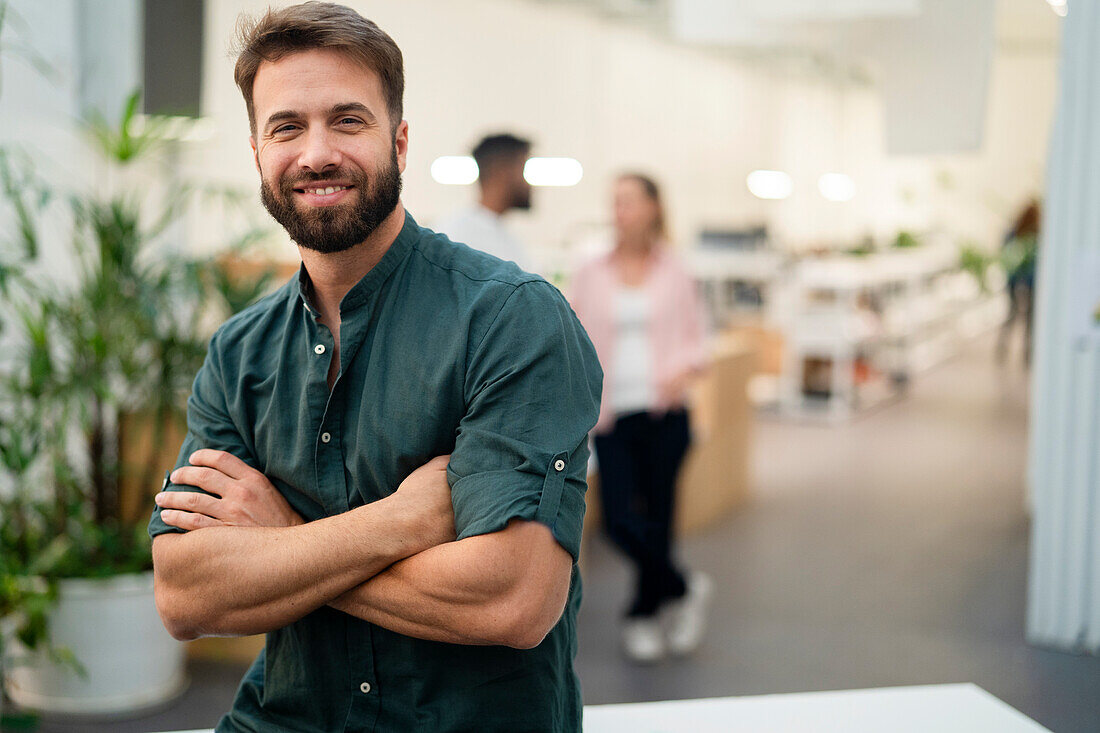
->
xmin=24 ymin=336 xmax=1100 ymax=732
xmin=576 ymin=337 xmax=1100 ymax=733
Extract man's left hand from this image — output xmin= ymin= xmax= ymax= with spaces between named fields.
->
xmin=156 ymin=449 xmax=304 ymax=530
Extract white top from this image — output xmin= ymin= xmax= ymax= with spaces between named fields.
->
xmin=610 ymin=285 xmax=656 ymax=415
xmin=436 ymin=204 xmax=530 ymax=271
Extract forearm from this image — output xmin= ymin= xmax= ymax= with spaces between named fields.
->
xmin=329 ymin=521 xmax=571 ymax=649
xmin=330 ymin=542 xmax=519 ymax=646
xmin=153 ymin=499 xmax=420 ymax=640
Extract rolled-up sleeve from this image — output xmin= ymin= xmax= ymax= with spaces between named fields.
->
xmin=147 ymin=333 xmax=256 ymax=539
xmin=446 ymin=281 xmax=602 ymax=561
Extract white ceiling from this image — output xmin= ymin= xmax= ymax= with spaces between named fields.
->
xmin=532 ymin=0 xmax=1063 ymax=52
xmin=529 ymin=0 xmax=1063 ymax=154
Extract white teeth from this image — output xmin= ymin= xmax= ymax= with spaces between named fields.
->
xmin=306 ymin=186 xmax=347 ymax=195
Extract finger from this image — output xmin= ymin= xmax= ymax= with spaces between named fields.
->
xmin=156 ymin=490 xmax=222 ymax=517
xmin=160 ymin=509 xmax=222 ymax=531
xmin=170 ymin=466 xmax=232 ymax=497
xmin=188 ymin=449 xmax=252 ymax=480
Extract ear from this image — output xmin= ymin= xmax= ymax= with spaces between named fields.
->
xmin=393 ymin=120 xmax=409 ymax=174
xmin=250 ymin=136 xmax=260 ymax=174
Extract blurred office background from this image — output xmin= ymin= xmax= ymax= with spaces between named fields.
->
xmin=2 ymin=1 xmax=1099 ymax=732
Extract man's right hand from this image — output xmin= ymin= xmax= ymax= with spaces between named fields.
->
xmin=154 ymin=453 xmax=459 ymax=640
xmin=387 ymin=455 xmax=457 ymax=551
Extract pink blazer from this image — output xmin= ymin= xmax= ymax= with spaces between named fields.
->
xmin=569 ymin=248 xmax=708 ymax=435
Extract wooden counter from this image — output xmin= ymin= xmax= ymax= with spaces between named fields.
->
xmin=583 ymin=336 xmax=757 ymax=548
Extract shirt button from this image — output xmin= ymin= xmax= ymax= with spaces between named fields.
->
xmin=321 ymin=432 xmax=332 ymax=444
xmin=554 ymin=459 xmax=566 ymax=472
xmin=360 ymin=681 xmax=371 ymax=694
xmin=314 ymin=344 xmax=326 ymax=355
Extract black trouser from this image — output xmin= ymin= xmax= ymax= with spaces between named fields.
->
xmin=594 ymin=409 xmax=690 ymax=617
xmin=998 ymin=279 xmax=1034 ymax=365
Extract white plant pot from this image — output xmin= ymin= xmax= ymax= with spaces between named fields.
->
xmin=3 ymin=571 xmax=187 ymax=716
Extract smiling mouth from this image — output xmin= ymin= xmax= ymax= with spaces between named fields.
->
xmin=294 ymin=184 xmax=354 ymax=196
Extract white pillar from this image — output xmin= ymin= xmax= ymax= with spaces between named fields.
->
xmin=1026 ymin=1 xmax=1100 ymax=653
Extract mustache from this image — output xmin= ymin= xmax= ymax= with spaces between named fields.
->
xmin=285 ymin=170 xmax=365 ymax=188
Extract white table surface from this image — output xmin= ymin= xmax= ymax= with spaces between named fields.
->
xmin=582 ymin=684 xmax=1050 ymax=732
xmin=158 ymin=682 xmax=1051 ymax=733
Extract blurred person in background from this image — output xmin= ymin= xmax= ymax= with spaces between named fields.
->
xmin=569 ymin=173 xmax=712 ymax=664
xmin=997 ymin=198 xmax=1041 ymax=366
xmin=437 ymin=133 xmax=533 ymax=270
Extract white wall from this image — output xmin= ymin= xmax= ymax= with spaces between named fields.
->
xmin=0 ymin=0 xmax=143 ymax=288
xmin=191 ymin=0 xmax=786 ymax=264
xmin=187 ymin=0 xmax=1058 ymax=269
xmin=2 ymin=0 xmax=1061 ymax=274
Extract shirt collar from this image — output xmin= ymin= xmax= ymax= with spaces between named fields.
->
xmin=294 ymin=210 xmax=420 ymax=316
xmin=295 ymin=265 xmax=315 ymax=316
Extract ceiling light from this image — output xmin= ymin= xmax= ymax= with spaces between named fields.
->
xmin=430 ymin=156 xmax=479 ymax=185
xmin=523 ymin=158 xmax=583 ymax=187
xmin=1047 ymin=0 xmax=1068 ymax=16
xmin=746 ymin=170 xmax=793 ymax=200
xmin=818 ymin=173 xmax=857 ymax=202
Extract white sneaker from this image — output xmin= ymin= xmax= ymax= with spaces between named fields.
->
xmin=662 ymin=571 xmax=714 ymax=656
xmin=621 ymin=616 xmax=666 ymax=664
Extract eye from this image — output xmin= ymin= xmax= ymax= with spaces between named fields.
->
xmin=337 ymin=117 xmax=363 ymax=127
xmin=272 ymin=124 xmax=299 ymax=134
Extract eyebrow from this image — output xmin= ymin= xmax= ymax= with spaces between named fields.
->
xmin=263 ymin=102 xmax=379 ymax=133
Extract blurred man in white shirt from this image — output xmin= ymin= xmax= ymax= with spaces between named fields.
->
xmin=438 ymin=133 xmax=533 ymax=270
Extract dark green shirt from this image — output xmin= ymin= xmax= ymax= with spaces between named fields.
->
xmin=148 ymin=212 xmax=602 ymax=732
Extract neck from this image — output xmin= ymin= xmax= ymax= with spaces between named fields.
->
xmin=615 ymin=233 xmax=656 ymax=258
xmin=298 ymin=201 xmax=406 ymax=321
xmin=478 ymin=187 xmax=510 ymax=216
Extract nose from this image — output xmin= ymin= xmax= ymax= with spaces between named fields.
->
xmin=296 ymin=127 xmax=342 ymax=174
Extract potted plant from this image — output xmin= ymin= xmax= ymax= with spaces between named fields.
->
xmin=0 ymin=92 xmax=275 ymax=718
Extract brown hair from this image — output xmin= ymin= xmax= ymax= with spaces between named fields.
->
xmin=233 ymin=2 xmax=404 ymax=136
xmin=618 ymin=172 xmax=668 ymax=241
xmin=1013 ymin=199 xmax=1041 ymax=238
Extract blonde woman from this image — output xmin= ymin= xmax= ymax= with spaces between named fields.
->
xmin=570 ymin=174 xmax=712 ymax=663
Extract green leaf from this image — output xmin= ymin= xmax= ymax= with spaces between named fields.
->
xmin=26 ymin=536 xmax=74 ymax=576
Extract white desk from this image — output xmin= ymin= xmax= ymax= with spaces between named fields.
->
xmin=159 ymin=683 xmax=1050 ymax=733
xmin=582 ymin=684 xmax=1049 ymax=733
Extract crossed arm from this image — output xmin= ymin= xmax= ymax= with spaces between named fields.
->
xmin=152 ymin=451 xmax=572 ymax=649
xmin=327 ymin=519 xmax=571 ymax=648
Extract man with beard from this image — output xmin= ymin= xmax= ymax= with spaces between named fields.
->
xmin=147 ymin=4 xmax=601 ymax=732
xmin=438 ymin=133 xmax=534 ymax=271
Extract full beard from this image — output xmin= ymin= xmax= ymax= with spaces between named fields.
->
xmin=260 ymin=147 xmax=402 ymax=254
xmin=511 ymin=185 xmax=532 ymax=211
